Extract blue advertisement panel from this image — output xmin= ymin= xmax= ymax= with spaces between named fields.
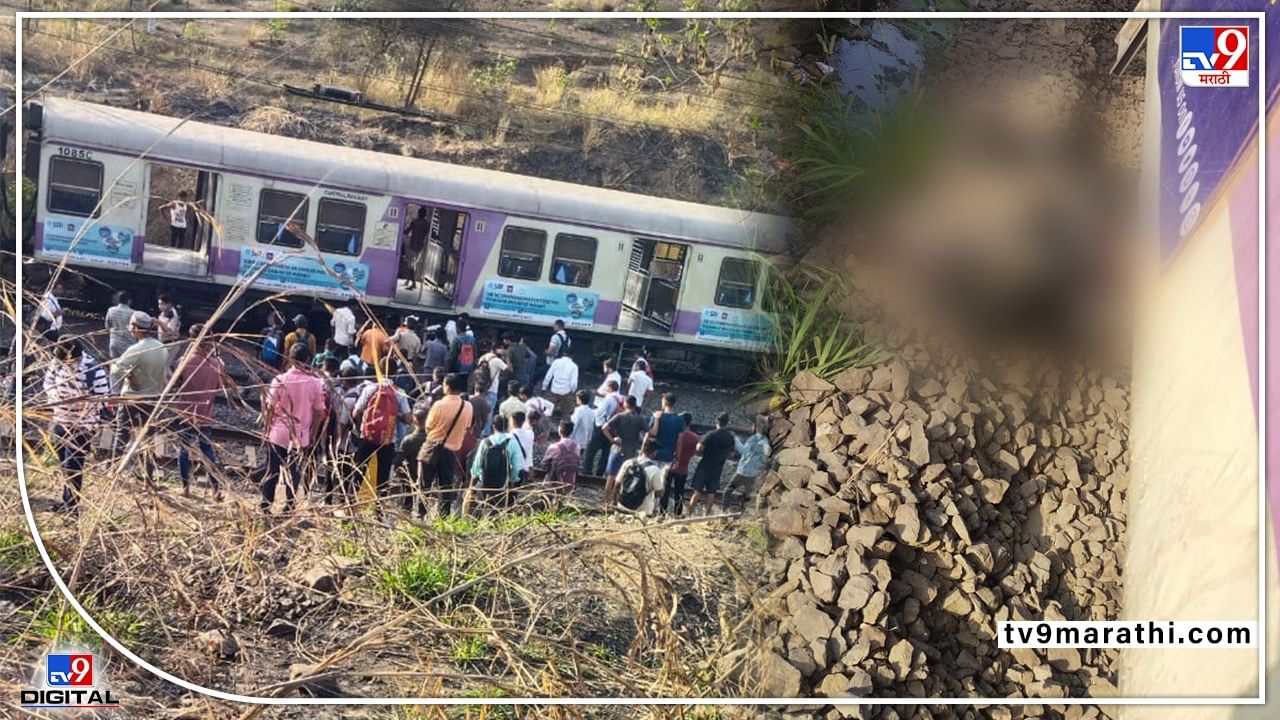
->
xmin=694 ymin=307 xmax=773 ymax=349
xmin=41 ymin=215 xmax=135 ymax=268
xmin=479 ymin=279 xmax=599 ymax=327
xmin=238 ymin=247 xmax=369 ymax=296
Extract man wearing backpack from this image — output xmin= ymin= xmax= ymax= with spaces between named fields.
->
xmin=415 ymin=373 xmax=473 ymax=518
xmin=284 ymin=314 xmax=317 ymax=362
xmin=469 ymin=413 xmax=521 ymax=513
xmin=615 ymin=437 xmax=664 ymax=516
xmin=352 ymin=356 xmax=413 ymax=517
xmin=601 ymin=395 xmax=649 ymax=508
xmin=450 ymin=315 xmax=477 ymax=374
xmin=261 ymin=343 xmax=327 ymax=515
xmin=473 ymin=344 xmax=508 ymax=414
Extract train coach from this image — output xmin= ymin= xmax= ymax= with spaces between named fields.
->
xmin=23 ymin=97 xmax=791 ymax=378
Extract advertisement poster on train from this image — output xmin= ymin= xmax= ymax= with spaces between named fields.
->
xmin=694 ymin=307 xmax=773 ymax=349
xmin=479 ymin=279 xmax=599 ymax=327
xmin=40 ymin=215 xmax=136 ymax=268
xmin=238 ymin=247 xmax=370 ymax=296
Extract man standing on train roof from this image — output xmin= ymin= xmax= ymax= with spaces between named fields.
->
xmin=542 ymin=350 xmax=579 ymax=419
xmin=158 ymin=190 xmax=194 ymax=249
xmin=403 ymin=207 xmax=431 ymax=291
xmin=331 ymin=297 xmax=358 ymax=358
xmin=104 ymin=290 xmax=135 ymax=359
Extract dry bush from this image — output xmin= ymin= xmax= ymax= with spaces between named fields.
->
xmin=529 ymin=64 xmax=570 ymax=108
xmin=238 ymin=105 xmax=317 ymax=139
xmin=575 ymin=86 xmax=723 ymax=135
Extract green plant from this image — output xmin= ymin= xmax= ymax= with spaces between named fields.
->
xmin=25 ymin=600 xmax=153 ymax=648
xmin=748 ymin=262 xmax=883 ymax=400
xmin=473 ymin=58 xmax=518 ymax=94
xmin=181 ymin=21 xmax=207 ymax=43
xmin=0 ymin=526 xmax=38 ymax=571
xmin=377 ymin=551 xmax=490 ymax=603
xmin=774 ymin=78 xmax=935 ymax=234
xmin=451 ymin=637 xmax=493 ymax=663
xmin=265 ymin=18 xmax=288 ymax=41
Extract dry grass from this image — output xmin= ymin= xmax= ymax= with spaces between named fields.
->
xmin=529 ymin=64 xmax=571 ymax=107
xmin=576 ymin=86 xmax=725 ymax=134
xmin=239 ymin=105 xmax=317 ymax=139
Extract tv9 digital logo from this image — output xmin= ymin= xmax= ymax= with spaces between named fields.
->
xmin=46 ymin=653 xmax=93 ymax=687
xmin=1180 ymin=25 xmax=1250 ymax=87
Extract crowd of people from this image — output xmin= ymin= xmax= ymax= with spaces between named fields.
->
xmin=35 ymin=290 xmax=772 ymax=523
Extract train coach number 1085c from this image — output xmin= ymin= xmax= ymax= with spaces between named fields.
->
xmin=56 ymin=146 xmax=93 ymax=160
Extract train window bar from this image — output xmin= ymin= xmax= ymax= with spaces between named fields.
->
xmin=256 ymin=189 xmax=309 ymax=248
xmin=498 ymin=226 xmax=546 ymax=281
xmin=316 ymin=198 xmax=366 ymax=256
xmin=714 ymin=257 xmax=759 ymax=309
xmin=550 ymin=233 xmax=597 ymax=288
xmin=47 ymin=156 xmax=103 ymax=218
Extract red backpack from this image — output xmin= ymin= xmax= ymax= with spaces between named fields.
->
xmin=361 ymin=381 xmax=400 ymax=445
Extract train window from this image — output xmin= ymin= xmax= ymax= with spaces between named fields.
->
xmin=550 ymin=233 xmax=596 ymax=287
xmin=715 ymin=258 xmax=759 ymax=309
xmin=256 ymin=189 xmax=309 ymax=247
xmin=47 ymin=156 xmax=103 ymax=217
xmin=316 ymin=198 xmax=366 ymax=256
xmin=498 ymin=226 xmax=546 ymax=281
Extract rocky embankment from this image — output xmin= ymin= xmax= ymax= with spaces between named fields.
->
xmin=750 ymin=356 xmax=1129 ymax=707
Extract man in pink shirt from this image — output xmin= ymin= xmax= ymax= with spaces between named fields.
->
xmin=173 ymin=324 xmax=236 ymax=500
xmin=261 ymin=343 xmax=327 ymax=514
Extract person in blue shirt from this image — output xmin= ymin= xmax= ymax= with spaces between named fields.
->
xmin=469 ymin=413 xmax=522 ymax=513
xmin=724 ymin=416 xmax=771 ymax=511
xmin=647 ymin=393 xmax=684 ymax=466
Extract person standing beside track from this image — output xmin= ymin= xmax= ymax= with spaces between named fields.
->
xmin=542 ymin=351 xmax=579 ymax=419
xmin=172 ymin=324 xmax=234 ymax=501
xmin=415 ymin=372 xmax=473 ymax=518
xmin=44 ymin=339 xmax=106 ymax=515
xmin=261 ymin=343 xmax=327 ymax=516
xmin=104 ymin=291 xmax=134 ymax=359
xmin=111 ymin=311 xmax=168 ymax=488
xmin=351 ymin=355 xmax=413 ymax=519
xmin=331 ymin=297 xmax=358 ymax=358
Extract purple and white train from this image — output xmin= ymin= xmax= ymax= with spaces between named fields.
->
xmin=26 ymin=97 xmax=790 ymax=376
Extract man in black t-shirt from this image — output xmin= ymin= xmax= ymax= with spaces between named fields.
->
xmin=689 ymin=412 xmax=736 ymax=516
xmin=601 ymin=395 xmax=650 ymax=508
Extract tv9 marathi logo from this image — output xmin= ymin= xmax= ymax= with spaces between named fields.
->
xmin=19 ymin=652 xmax=120 ymax=709
xmin=1180 ymin=25 xmax=1250 ymax=87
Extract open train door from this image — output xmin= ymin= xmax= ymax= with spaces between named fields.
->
xmin=396 ymin=202 xmax=468 ymax=309
xmin=616 ymin=237 xmax=689 ymax=335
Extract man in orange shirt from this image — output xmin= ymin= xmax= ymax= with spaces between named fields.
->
xmin=357 ymin=318 xmax=391 ymax=368
xmin=416 ymin=373 xmax=474 ymax=518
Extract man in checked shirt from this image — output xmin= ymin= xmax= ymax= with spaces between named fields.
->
xmin=43 ymin=339 xmax=109 ymax=515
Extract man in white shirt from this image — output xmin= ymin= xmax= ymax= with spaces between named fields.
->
xmin=542 ymin=353 xmax=579 ymax=418
xmin=159 ymin=190 xmax=192 ymax=249
xmin=627 ymin=359 xmax=654 ymax=409
xmin=38 ymin=283 xmax=63 ymax=342
xmin=331 ymin=297 xmax=358 ymax=357
xmin=569 ymin=390 xmax=595 ymax=450
xmin=596 ymin=357 xmax=622 ymax=398
xmin=615 ymin=437 xmax=664 ymax=517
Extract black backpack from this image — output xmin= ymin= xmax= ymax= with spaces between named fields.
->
xmin=553 ymin=330 xmax=571 ymax=358
xmin=618 ymin=459 xmax=651 ymax=510
xmin=480 ymin=437 xmax=511 ymax=489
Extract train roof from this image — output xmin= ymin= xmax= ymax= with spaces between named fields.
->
xmin=37 ymin=97 xmax=792 ymax=253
